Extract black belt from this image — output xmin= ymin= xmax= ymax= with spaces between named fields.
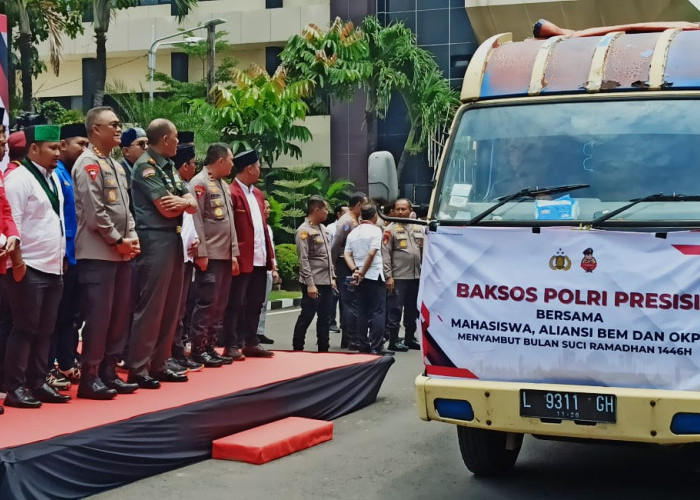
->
xmin=138 ymin=226 xmax=182 ymax=234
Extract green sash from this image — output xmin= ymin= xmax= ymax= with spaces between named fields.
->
xmin=22 ymin=158 xmax=60 ymax=216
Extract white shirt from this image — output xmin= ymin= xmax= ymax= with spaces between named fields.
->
xmin=266 ymin=225 xmax=277 ymax=273
xmin=345 ymin=221 xmax=384 ymax=281
xmin=181 ymin=212 xmax=197 ymax=263
xmin=235 ymin=177 xmax=266 ymax=266
xmin=4 ymin=162 xmax=65 ymax=274
xmin=327 ymin=221 xmax=338 ymax=243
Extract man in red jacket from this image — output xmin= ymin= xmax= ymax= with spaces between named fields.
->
xmin=222 ymin=150 xmax=276 ymax=359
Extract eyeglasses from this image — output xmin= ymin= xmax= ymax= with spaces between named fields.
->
xmin=97 ymin=121 xmax=122 ymax=129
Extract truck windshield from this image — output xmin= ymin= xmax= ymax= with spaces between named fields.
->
xmin=435 ymin=99 xmax=700 ymax=225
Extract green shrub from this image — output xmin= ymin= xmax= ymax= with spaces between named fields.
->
xmin=275 ymin=244 xmax=299 ymax=285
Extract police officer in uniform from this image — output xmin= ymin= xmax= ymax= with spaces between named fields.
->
xmin=73 ymin=107 xmax=141 ymax=398
xmin=330 ymin=191 xmax=367 ymax=349
xmin=292 ymin=196 xmax=335 ymax=352
xmin=128 ymin=119 xmax=197 ymax=389
xmin=382 ymin=198 xmax=423 ymax=351
xmin=188 ymin=143 xmax=240 ymax=366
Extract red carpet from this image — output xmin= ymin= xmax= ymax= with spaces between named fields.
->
xmin=0 ymin=351 xmax=378 ymax=449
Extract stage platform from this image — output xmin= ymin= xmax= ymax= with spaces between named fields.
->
xmin=0 ymin=352 xmax=394 ymax=499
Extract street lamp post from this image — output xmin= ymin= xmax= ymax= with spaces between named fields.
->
xmin=148 ymin=18 xmax=226 ymax=102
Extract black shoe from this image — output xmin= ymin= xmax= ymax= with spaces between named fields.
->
xmin=127 ymin=374 xmax=161 ymax=389
xmin=388 ymin=341 xmax=409 ymax=352
xmin=3 ymin=387 xmax=42 ymax=408
xmin=192 ymin=350 xmax=224 ymax=368
xmin=370 ymin=348 xmax=395 ymax=356
xmin=405 ymin=340 xmax=421 ymax=350
xmin=242 ymin=345 xmax=274 ymax=358
xmin=152 ymin=369 xmax=189 ymax=383
xmin=78 ymin=377 xmax=118 ymax=400
xmin=222 ymin=347 xmax=245 ymax=361
xmin=104 ymin=377 xmax=139 ymax=394
xmin=33 ymin=383 xmax=72 ymax=403
xmin=329 ymin=325 xmax=340 ymax=333
xmin=165 ymin=358 xmax=188 ymax=375
xmin=348 ymin=342 xmax=359 ymax=351
xmin=258 ymin=334 xmax=274 ymax=344
xmin=176 ymin=357 xmax=204 ymax=372
xmin=205 ymin=345 xmax=233 ymax=364
xmin=0 ymin=405 xmax=3 ymax=414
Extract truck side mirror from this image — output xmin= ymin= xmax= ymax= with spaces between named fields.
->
xmin=368 ymin=151 xmax=399 ymax=203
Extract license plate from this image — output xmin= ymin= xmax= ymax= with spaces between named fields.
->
xmin=520 ymin=389 xmax=616 ymax=423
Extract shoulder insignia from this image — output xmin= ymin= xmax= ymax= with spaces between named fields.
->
xmin=194 ymin=185 xmax=205 ymax=198
xmin=147 ymin=158 xmax=157 ymax=166
xmin=383 ymin=230 xmax=391 ymax=245
xmin=142 ymin=167 xmax=157 ymax=178
xmin=300 ymin=230 xmax=309 ymax=240
xmin=84 ymin=164 xmax=100 ymax=182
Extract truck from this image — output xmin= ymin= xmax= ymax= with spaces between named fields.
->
xmin=371 ymin=20 xmax=700 ymax=475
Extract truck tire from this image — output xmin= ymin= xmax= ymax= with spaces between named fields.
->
xmin=457 ymin=425 xmax=523 ymax=476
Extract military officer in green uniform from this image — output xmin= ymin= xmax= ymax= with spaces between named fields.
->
xmin=382 ymin=198 xmax=424 ymax=351
xmin=127 ymin=119 xmax=198 ymax=389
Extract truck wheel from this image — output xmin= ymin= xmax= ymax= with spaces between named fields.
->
xmin=456 ymin=425 xmax=523 ymax=476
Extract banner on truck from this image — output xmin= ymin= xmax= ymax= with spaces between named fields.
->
xmin=419 ymin=226 xmax=700 ymax=390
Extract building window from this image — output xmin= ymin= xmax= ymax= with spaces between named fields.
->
xmin=266 ymin=0 xmax=284 ymax=8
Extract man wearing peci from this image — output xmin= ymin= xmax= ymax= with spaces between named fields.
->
xmin=222 ymin=150 xmax=276 ymax=359
xmin=3 ymin=125 xmax=71 ymax=407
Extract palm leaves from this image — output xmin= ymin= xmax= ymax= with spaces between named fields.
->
xmin=203 ymin=64 xmax=314 ymax=166
xmin=280 ymin=17 xmax=372 ymax=113
xmin=264 ymin=165 xmax=354 ymax=241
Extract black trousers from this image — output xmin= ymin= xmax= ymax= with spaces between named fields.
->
xmin=0 ymin=274 xmax=13 ymax=385
xmin=223 ymin=267 xmax=267 ymax=349
xmin=335 ymin=259 xmax=358 ymax=346
xmin=78 ymin=259 xmax=132 ymax=368
xmin=4 ymin=267 xmax=63 ymax=391
xmin=355 ymin=278 xmax=387 ymax=352
xmin=128 ymin=230 xmax=184 ymax=376
xmin=386 ymin=278 xmax=420 ymax=343
xmin=189 ymin=259 xmax=232 ymax=349
xmin=173 ymin=262 xmax=195 ymax=356
xmin=329 ymin=291 xmax=340 ymax=328
xmin=49 ymin=264 xmax=80 ymax=370
xmin=292 ymin=284 xmax=332 ymax=351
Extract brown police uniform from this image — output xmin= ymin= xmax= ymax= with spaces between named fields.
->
xmin=188 ymin=168 xmax=239 ymax=357
xmin=73 ymin=144 xmax=137 ymax=385
xmin=382 ymin=221 xmax=424 ymax=348
xmin=329 ymin=211 xmax=360 ymax=347
xmin=292 ymin=218 xmax=334 ymax=351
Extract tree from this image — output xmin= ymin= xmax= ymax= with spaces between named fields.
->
xmin=264 ymin=164 xmax=354 ymax=242
xmin=279 ymin=17 xmax=372 ymax=114
xmin=196 ymin=64 xmax=314 ymax=167
xmin=3 ymin=0 xmax=84 ymax=111
xmin=89 ymin=0 xmax=199 ymax=106
xmin=362 ymin=16 xmax=459 ymax=181
xmin=280 ymin=16 xmax=459 ymax=184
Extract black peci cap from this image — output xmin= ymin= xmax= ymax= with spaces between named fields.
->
xmin=178 ymin=131 xmax=195 ymax=144
xmin=60 ymin=122 xmax=87 ymax=140
xmin=172 ymin=144 xmax=195 ymax=167
xmin=234 ymin=149 xmax=259 ymax=169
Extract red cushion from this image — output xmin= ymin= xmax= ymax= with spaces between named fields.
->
xmin=212 ymin=417 xmax=334 ymax=464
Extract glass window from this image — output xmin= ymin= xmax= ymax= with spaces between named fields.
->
xmin=435 ymin=99 xmax=700 ymax=225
